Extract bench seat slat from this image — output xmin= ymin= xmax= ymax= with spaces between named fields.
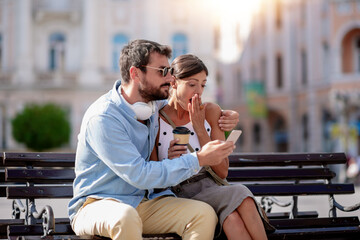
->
xmin=227 ymin=168 xmax=335 ymax=181
xmin=268 ymin=227 xmax=360 ymax=239
xmin=8 ymin=220 xmax=360 ymax=239
xmin=270 ymin=217 xmax=360 ymax=229
xmin=6 ymin=169 xmax=75 ymax=183
xmin=7 ymin=224 xmax=181 ymax=239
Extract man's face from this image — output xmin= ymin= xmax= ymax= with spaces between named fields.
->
xmin=138 ymin=52 xmax=172 ymax=102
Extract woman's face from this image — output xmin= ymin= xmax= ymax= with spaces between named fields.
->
xmin=173 ymin=70 xmax=207 ymax=110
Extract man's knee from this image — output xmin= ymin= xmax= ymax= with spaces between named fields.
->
xmin=186 ymin=200 xmax=217 ymax=226
xmin=181 ymin=200 xmax=217 ymax=240
xmin=106 ymin=203 xmax=142 ymax=233
xmin=197 ymin=201 xmax=217 ymax=220
xmin=73 ymin=200 xmax=142 ymax=239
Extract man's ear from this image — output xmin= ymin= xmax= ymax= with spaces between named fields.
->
xmin=130 ymin=66 xmax=140 ymax=82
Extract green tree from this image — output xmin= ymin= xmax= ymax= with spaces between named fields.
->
xmin=12 ymin=103 xmax=71 ymax=151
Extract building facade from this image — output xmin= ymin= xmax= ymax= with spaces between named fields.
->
xmin=221 ymin=0 xmax=360 ymax=155
xmin=0 ymin=0 xmax=222 ymax=150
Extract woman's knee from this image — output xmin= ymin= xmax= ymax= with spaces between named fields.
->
xmin=240 ymin=197 xmax=256 ymax=210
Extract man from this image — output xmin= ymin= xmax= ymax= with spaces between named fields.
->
xmin=68 ymin=39 xmax=239 ymax=240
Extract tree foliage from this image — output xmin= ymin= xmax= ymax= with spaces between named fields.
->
xmin=12 ymin=103 xmax=71 ymax=151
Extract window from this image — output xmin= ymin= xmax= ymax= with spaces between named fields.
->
xmin=337 ymin=2 xmax=351 ymax=15
xmin=49 ymin=33 xmax=66 ymax=71
xmin=253 ymin=123 xmax=261 ymax=144
xmin=301 ymin=50 xmax=307 ymax=85
xmin=322 ymin=42 xmax=329 ymax=82
xmin=275 ymin=0 xmax=282 ymax=28
xmin=215 ymin=71 xmax=223 ymax=104
xmin=355 ymin=37 xmax=360 ymax=72
xmin=276 ymin=55 xmax=283 ymax=88
xmin=260 ymin=57 xmax=266 ymax=84
xmin=0 ymin=34 xmax=2 ymax=70
xmin=112 ymin=34 xmax=128 ymax=72
xmin=302 ymin=114 xmax=308 ymax=140
xmin=302 ymin=114 xmax=308 ymax=152
xmin=274 ymin=117 xmax=288 ymax=152
xmin=172 ymin=33 xmax=188 ymax=59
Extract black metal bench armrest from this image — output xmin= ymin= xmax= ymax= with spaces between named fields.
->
xmin=12 ymin=199 xmax=26 ymax=219
xmin=31 ymin=205 xmax=55 ymax=237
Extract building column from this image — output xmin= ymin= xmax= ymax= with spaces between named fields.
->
xmin=284 ymin=1 xmax=300 ymax=152
xmin=78 ymin=0 xmax=101 ymax=86
xmin=307 ymin=1 xmax=322 ymax=152
xmin=14 ymin=0 xmax=34 ymax=85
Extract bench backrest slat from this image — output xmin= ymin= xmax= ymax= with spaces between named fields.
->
xmin=229 ymin=152 xmax=347 ymax=167
xmin=246 ymin=183 xmax=355 ymax=196
xmin=6 ymin=169 xmax=75 ymax=183
xmin=7 ymin=186 xmax=73 ymax=199
xmin=227 ymin=168 xmax=335 ymax=181
xmin=3 ymin=152 xmax=75 ymax=167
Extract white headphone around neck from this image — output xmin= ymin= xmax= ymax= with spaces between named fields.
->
xmin=129 ymin=101 xmax=155 ymax=120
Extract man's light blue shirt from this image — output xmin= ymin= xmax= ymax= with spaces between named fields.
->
xmin=68 ymin=80 xmax=200 ymax=221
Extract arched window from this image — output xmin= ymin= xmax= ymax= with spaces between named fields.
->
xmin=355 ymin=36 xmax=360 ymax=72
xmin=49 ymin=33 xmax=66 ymax=71
xmin=341 ymin=28 xmax=360 ymax=73
xmin=0 ymin=34 xmax=2 ymax=70
xmin=112 ymin=34 xmax=128 ymax=72
xmin=172 ymin=33 xmax=188 ymax=59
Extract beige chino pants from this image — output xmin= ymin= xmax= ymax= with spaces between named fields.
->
xmin=71 ymin=196 xmax=217 ymax=240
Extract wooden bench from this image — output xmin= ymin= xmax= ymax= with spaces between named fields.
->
xmin=1 ymin=151 xmax=360 ymax=240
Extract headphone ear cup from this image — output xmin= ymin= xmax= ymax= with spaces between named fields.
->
xmin=131 ymin=102 xmax=154 ymax=120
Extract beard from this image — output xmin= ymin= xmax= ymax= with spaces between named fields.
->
xmin=138 ymin=76 xmax=170 ymax=101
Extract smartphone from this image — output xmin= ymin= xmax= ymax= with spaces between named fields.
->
xmin=226 ymin=130 xmax=242 ymax=144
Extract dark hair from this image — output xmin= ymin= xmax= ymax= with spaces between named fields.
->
xmin=119 ymin=39 xmax=172 ymax=83
xmin=171 ymin=54 xmax=208 ymax=79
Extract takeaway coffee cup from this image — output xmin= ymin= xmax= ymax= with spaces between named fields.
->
xmin=172 ymin=126 xmax=191 ymax=145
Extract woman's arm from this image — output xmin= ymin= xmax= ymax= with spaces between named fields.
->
xmin=204 ymin=103 xmax=229 ymax=179
xmin=189 ymin=94 xmax=229 ymax=178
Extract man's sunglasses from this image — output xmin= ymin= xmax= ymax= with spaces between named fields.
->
xmin=142 ymin=65 xmax=174 ymax=77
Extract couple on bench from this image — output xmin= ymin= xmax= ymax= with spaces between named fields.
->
xmin=68 ymin=39 xmax=274 ymax=240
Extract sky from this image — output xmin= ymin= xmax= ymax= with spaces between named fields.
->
xmin=211 ymin=0 xmax=262 ymax=63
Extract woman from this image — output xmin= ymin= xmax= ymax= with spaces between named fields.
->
xmin=151 ymin=54 xmax=274 ymax=239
